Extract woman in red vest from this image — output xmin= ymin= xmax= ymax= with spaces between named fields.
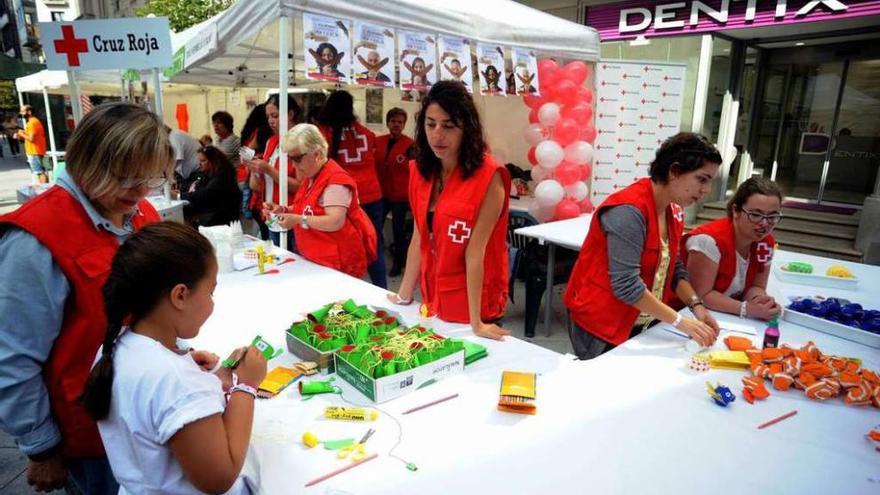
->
xmin=387 ymin=81 xmax=511 ymax=340
xmin=243 ymin=94 xmax=302 ymax=249
xmin=0 ymin=102 xmax=177 ymax=493
xmin=316 ymin=91 xmax=387 ymax=288
xmin=564 ymin=133 xmax=722 ymax=359
xmin=263 ymin=124 xmax=377 ymax=278
xmin=375 ymin=107 xmax=415 ymax=276
xmin=683 ymin=177 xmax=783 ymax=320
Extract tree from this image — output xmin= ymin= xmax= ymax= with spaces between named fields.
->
xmin=136 ymin=0 xmax=234 ymax=32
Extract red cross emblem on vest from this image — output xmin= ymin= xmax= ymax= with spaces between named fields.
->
xmin=395 ymin=154 xmax=406 ymax=164
xmin=448 ymin=220 xmax=471 ymax=244
xmin=756 ymin=242 xmax=773 ymax=265
xmin=339 ymin=129 xmax=368 ymax=163
xmin=302 ymin=205 xmax=314 ymax=216
xmin=671 ymin=204 xmax=684 ymax=223
xmin=54 ymin=25 xmax=89 ymax=67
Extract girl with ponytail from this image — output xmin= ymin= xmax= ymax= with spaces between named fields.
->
xmin=81 ymin=222 xmax=267 ymax=494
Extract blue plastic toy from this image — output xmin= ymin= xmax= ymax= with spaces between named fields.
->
xmin=706 ymin=381 xmax=736 ymax=407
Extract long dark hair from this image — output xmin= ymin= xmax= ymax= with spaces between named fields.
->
xmin=316 ymin=90 xmax=357 ymax=159
xmin=648 ymin=132 xmax=722 ymax=183
xmin=80 ymin=222 xmax=214 ymax=420
xmin=240 ymin=103 xmax=272 ymax=155
xmin=198 ymin=146 xmax=235 ymax=178
xmin=414 ymin=80 xmax=486 ymax=180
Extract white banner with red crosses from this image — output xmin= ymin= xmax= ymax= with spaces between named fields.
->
xmin=592 ymin=60 xmax=686 ymax=205
xmin=39 ymin=17 xmax=172 ymax=70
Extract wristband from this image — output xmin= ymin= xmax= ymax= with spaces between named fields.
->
xmin=740 ymin=300 xmax=748 ymax=319
xmin=672 ymin=314 xmax=683 ymax=329
xmin=226 ymin=373 xmax=258 ymax=401
xmin=300 ymin=214 xmax=309 ymax=230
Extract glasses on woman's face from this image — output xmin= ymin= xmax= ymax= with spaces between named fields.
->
xmin=119 ymin=172 xmax=168 ymax=190
xmin=740 ymin=207 xmax=783 ymax=226
xmin=289 ymin=151 xmax=311 ymax=164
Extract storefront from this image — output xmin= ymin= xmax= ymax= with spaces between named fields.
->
xmin=584 ymin=0 xmax=880 ymax=209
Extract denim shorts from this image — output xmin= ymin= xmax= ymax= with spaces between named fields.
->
xmin=27 ymin=155 xmax=45 ymax=174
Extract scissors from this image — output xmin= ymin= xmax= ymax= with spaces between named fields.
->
xmin=337 ymin=428 xmax=375 ymax=462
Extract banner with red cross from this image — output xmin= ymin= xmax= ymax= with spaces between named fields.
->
xmin=39 ymin=17 xmax=172 ymax=71
xmin=592 ymin=60 xmax=687 ymax=205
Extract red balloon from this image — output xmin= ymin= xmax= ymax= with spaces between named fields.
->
xmin=555 ymin=198 xmax=580 ymax=220
xmin=527 ymin=146 xmax=538 ymax=166
xmin=528 ymin=108 xmax=540 ymax=124
xmin=537 ymin=59 xmax=559 ymax=79
xmin=563 ymin=61 xmax=589 ymax=85
xmin=553 ymin=118 xmax=579 ymax=146
xmin=579 ymin=124 xmax=597 ymax=143
xmin=554 ymin=79 xmax=578 ymax=105
xmin=555 ymin=161 xmax=581 ymax=186
xmin=562 ymin=102 xmax=593 ymax=126
xmin=523 ymin=94 xmax=547 ymax=110
xmin=579 ymin=163 xmax=592 ymax=181
xmin=579 ymin=197 xmax=595 ymax=214
xmin=577 ymin=86 xmax=594 ymax=104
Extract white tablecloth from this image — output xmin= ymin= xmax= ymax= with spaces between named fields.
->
xmin=514 ymin=214 xmax=591 ymax=250
xmin=184 ymin=247 xmax=880 ymax=494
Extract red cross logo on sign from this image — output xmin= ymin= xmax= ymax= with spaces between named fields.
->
xmin=756 ymin=242 xmax=773 ymax=265
xmin=447 ymin=220 xmax=471 ymax=244
xmin=339 ymin=131 xmax=368 ymax=163
xmin=54 ymin=25 xmax=89 ymax=67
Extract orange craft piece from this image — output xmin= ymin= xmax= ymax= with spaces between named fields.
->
xmin=745 ymin=349 xmax=763 ymax=366
xmin=742 ymin=375 xmax=770 ymax=404
xmin=782 ymin=356 xmax=802 ymax=376
xmin=762 ymin=348 xmax=785 ymax=363
xmin=801 ymin=362 xmax=833 ymax=378
xmin=870 ymin=430 xmax=880 ymax=443
xmin=725 ymin=336 xmax=755 ymax=352
xmin=862 ymin=369 xmax=880 ymax=386
xmin=772 ymin=373 xmax=794 ymax=391
xmin=838 ymin=372 xmax=862 ymax=388
xmin=872 ymin=385 xmax=880 ymax=408
xmin=844 ymin=381 xmax=872 ymax=407
xmin=805 ymin=379 xmax=839 ymax=401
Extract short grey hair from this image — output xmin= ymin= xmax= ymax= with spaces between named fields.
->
xmin=281 ymin=123 xmax=328 ymax=162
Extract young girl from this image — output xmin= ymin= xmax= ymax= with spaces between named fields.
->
xmin=81 ymin=222 xmax=267 ymax=494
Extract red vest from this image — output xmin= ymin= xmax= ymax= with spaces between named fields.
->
xmin=321 ymin=122 xmax=382 ymax=204
xmin=375 ymin=134 xmax=413 ymax=202
xmin=291 ymin=159 xmax=378 ymax=278
xmin=0 ymin=187 xmax=159 ymax=458
xmin=409 ymin=154 xmax=510 ymax=323
xmin=681 ymin=217 xmax=775 ymax=298
xmin=261 ymin=135 xmax=297 ymax=206
xmin=564 ymin=178 xmax=685 ymax=345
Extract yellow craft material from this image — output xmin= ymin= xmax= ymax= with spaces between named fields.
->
xmin=302 ymin=431 xmax=320 ymax=448
xmin=324 ymin=406 xmax=379 ymax=421
xmin=258 ymin=366 xmax=301 ymax=396
xmin=498 ymin=370 xmax=537 ymax=415
xmin=702 ymin=350 xmax=751 ymax=370
xmin=826 ymin=265 xmax=855 ymax=278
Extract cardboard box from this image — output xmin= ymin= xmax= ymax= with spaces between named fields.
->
xmin=286 ymin=331 xmax=336 ymax=372
xmin=334 ymin=349 xmax=465 ymax=403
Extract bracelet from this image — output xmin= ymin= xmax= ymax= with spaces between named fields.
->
xmin=226 ymin=373 xmax=258 ymax=401
xmin=740 ymin=300 xmax=748 ymax=319
xmin=672 ymin=314 xmax=683 ymax=329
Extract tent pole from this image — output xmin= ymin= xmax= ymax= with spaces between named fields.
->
xmin=152 ymin=69 xmax=164 ymax=118
xmin=120 ymin=71 xmax=127 ymax=100
xmin=67 ymin=70 xmax=83 ymax=124
xmin=278 ymin=14 xmax=290 ymax=250
xmin=41 ymin=87 xmax=59 ymax=173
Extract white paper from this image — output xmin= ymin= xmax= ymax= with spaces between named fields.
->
xmin=438 ymin=36 xmax=473 ymax=93
xmin=303 ymin=13 xmax=351 ymax=84
xmin=476 ymin=43 xmax=507 ymax=96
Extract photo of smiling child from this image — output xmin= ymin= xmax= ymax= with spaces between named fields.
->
xmin=304 ymin=13 xmax=351 ymax=84
xmin=439 ymin=36 xmax=474 ymax=93
xmin=353 ymin=22 xmax=394 ymax=87
xmin=477 ymin=43 xmax=507 ymax=96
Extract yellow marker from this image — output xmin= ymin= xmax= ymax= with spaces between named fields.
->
xmin=324 ymin=406 xmax=378 ymax=421
xmin=256 ymin=244 xmax=266 ymax=274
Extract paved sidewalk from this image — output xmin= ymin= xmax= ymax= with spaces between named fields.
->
xmin=0 ymin=151 xmax=32 ymax=215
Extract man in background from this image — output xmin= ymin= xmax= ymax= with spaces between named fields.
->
xmin=16 ymin=106 xmax=47 ymax=183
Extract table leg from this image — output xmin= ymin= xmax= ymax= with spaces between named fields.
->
xmin=544 ymin=243 xmax=555 ymax=337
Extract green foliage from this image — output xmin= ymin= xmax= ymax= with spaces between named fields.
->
xmin=0 ymin=81 xmax=18 ymax=111
xmin=135 ymin=0 xmax=234 ymax=32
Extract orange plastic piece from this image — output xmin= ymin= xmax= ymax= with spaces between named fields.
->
xmin=742 ymin=375 xmax=769 ymax=401
xmin=862 ymin=369 xmax=880 ymax=386
xmin=762 ymin=348 xmax=785 ymax=363
xmin=752 ymin=364 xmax=771 ymax=379
xmin=772 ymin=373 xmax=794 ymax=391
xmin=869 ymin=429 xmax=880 ymax=442
xmin=838 ymin=372 xmax=861 ymax=388
xmin=844 ymin=360 xmax=860 ymax=374
xmin=794 ymin=350 xmax=814 ymax=364
xmin=795 ymin=371 xmax=817 ymax=389
xmin=824 ymin=356 xmax=846 ymax=372
xmin=801 ymin=362 xmax=832 ymax=378
xmin=782 ymin=356 xmax=801 ymax=376
xmin=844 ymin=381 xmax=872 ymax=406
xmin=805 ymin=379 xmax=839 ymax=401
xmin=769 ymin=363 xmax=784 ymax=375
xmin=745 ymin=349 xmax=763 ymax=366
xmin=725 ymin=336 xmax=755 ymax=352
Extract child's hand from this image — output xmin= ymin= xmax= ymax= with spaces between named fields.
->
xmin=236 ymin=346 xmax=267 ymax=388
xmin=214 ymin=347 xmax=247 ymax=391
xmin=190 ymin=350 xmax=220 ymax=371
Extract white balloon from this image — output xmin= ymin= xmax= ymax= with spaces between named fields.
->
xmin=564 ymin=141 xmax=594 ymax=165
xmin=530 ymin=164 xmax=550 ymax=182
xmin=534 ymin=179 xmax=565 ymax=208
xmin=528 ymin=201 xmax=554 ymax=223
xmin=564 ymin=181 xmax=589 ymax=202
xmin=535 ymin=140 xmax=564 ymax=170
xmin=523 ymin=124 xmax=549 ymax=146
xmin=537 ymin=102 xmax=561 ymax=127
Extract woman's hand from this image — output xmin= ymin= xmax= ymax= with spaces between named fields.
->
xmin=473 ymin=321 xmax=511 ymax=341
xmin=692 ymin=305 xmax=721 ymax=335
xmin=746 ymin=295 xmax=781 ymax=320
xmin=190 ymin=350 xmax=220 ymax=372
xmin=262 ymin=202 xmax=285 ymax=214
xmin=386 ymin=292 xmax=413 ymax=306
xmin=276 ymin=213 xmax=298 ymax=230
xmin=244 ymin=158 xmax=271 ymax=174
xmin=677 ymin=318 xmax=717 ymax=347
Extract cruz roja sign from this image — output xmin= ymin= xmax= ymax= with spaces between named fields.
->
xmin=39 ymin=17 xmax=172 ymax=70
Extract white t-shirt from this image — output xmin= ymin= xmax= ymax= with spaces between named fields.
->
xmin=96 ymin=331 xmax=251 ymax=495
xmin=685 ymin=234 xmax=749 ymax=298
xmin=169 ymin=130 xmax=201 ymax=181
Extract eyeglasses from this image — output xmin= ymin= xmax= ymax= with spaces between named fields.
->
xmin=119 ymin=172 xmax=168 ymax=190
xmin=740 ymin=207 xmax=783 ymax=226
xmin=289 ymin=151 xmax=312 ymax=164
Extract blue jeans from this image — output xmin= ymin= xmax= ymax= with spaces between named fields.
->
xmin=269 ymin=229 xmax=296 ymax=253
xmin=67 ymin=456 xmax=119 ymax=495
xmin=361 ymin=200 xmax=387 ymax=289
xmin=27 ymin=155 xmax=45 ymax=174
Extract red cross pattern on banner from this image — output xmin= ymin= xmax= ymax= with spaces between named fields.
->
xmin=339 ymin=130 xmax=369 ymax=163
xmin=756 ymin=241 xmax=773 ymax=265
xmin=54 ymin=25 xmax=89 ymax=67
xmin=447 ymin=220 xmax=472 ymax=244
xmin=592 ymin=61 xmax=686 ymax=204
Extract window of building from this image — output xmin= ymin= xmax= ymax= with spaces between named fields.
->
xmin=50 ymin=11 xmax=65 ymax=21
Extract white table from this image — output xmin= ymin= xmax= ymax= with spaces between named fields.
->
xmin=514 ymin=215 xmax=591 ymax=335
xmin=183 ymin=246 xmax=880 ymax=494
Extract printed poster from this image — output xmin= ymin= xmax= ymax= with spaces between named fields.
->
xmin=511 ymin=47 xmax=540 ymax=96
xmin=476 ymin=43 xmax=507 ymax=96
xmin=438 ymin=36 xmax=473 ymax=93
xmin=398 ymin=30 xmax=436 ymax=91
xmin=303 ymin=13 xmax=350 ymax=84
xmin=352 ymin=21 xmax=394 ymax=88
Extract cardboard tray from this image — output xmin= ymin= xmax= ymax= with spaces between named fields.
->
xmin=334 ymin=349 xmax=465 ymax=403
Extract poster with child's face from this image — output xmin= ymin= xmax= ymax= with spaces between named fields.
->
xmin=511 ymin=47 xmax=540 ymax=96
xmin=476 ymin=43 xmax=507 ymax=96
xmin=303 ymin=13 xmax=351 ymax=84
xmin=398 ymin=30 xmax=436 ymax=91
xmin=352 ymin=21 xmax=394 ymax=88
xmin=438 ymin=36 xmax=473 ymax=93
